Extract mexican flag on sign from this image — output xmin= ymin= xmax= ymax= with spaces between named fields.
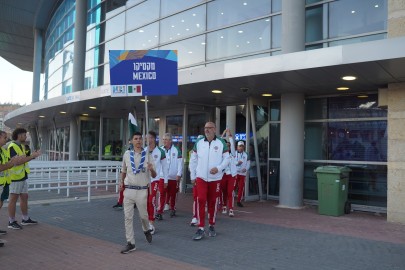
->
xmin=128 ymin=112 xmax=139 ymax=135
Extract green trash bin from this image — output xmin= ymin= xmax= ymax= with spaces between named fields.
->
xmin=314 ymin=166 xmax=351 ymax=216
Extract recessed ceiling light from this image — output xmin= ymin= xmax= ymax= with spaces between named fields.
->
xmin=212 ymin=90 xmax=222 ymax=94
xmin=357 ymin=95 xmax=368 ymax=98
xmin=351 ymin=10 xmax=356 ymax=14
xmin=243 ymin=2 xmax=247 ymax=5
xmin=201 ymin=42 xmax=206 ymax=45
xmin=60 ymin=111 xmax=67 ymax=114
xmin=342 ymin=76 xmax=357 ymax=81
xmin=139 ymin=29 xmax=144 ymax=33
xmin=337 ymin=87 xmax=349 ymax=91
xmin=375 ymin=4 xmax=379 ymax=8
xmin=82 ymin=113 xmax=89 ymax=116
xmin=39 ymin=115 xmax=45 ymax=118
xmin=89 ymin=106 xmax=97 ymax=109
xmin=238 ymin=30 xmax=244 ymax=34
xmin=262 ymin=94 xmax=273 ymax=97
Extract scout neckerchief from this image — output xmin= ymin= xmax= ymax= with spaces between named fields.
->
xmin=130 ymin=149 xmax=146 ymax=174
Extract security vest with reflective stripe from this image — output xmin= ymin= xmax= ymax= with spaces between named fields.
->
xmin=0 ymin=147 xmax=10 ymax=185
xmin=7 ymin=142 xmax=30 ymax=181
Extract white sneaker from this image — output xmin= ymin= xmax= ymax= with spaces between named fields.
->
xmin=222 ymin=206 xmax=227 ymax=214
xmin=229 ymin=209 xmax=234 ymax=217
xmin=164 ymin=204 xmax=170 ymax=211
xmin=149 ymin=223 xmax=155 ymax=235
xmin=190 ymin=217 xmax=198 ymax=226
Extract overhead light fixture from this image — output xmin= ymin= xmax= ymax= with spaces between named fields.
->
xmin=351 ymin=10 xmax=356 ymax=14
xmin=238 ymin=30 xmax=244 ymax=34
xmin=337 ymin=87 xmax=349 ymax=91
xmin=212 ymin=90 xmax=222 ymax=94
xmin=262 ymin=94 xmax=273 ymax=97
xmin=82 ymin=113 xmax=89 ymax=116
xmin=60 ymin=111 xmax=67 ymax=114
xmin=39 ymin=115 xmax=45 ymax=118
xmin=342 ymin=76 xmax=357 ymax=81
xmin=89 ymin=106 xmax=97 ymax=110
xmin=154 ymin=117 xmax=160 ymax=121
xmin=357 ymin=95 xmax=368 ymax=98
xmin=140 ymin=98 xmax=149 ymax=102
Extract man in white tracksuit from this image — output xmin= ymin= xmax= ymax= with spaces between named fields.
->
xmin=189 ymin=122 xmax=229 ymax=240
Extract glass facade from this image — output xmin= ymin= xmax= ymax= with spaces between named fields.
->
xmin=42 ymin=0 xmax=388 ymax=99
xmin=305 ymin=0 xmax=387 ymax=48
xmin=269 ymin=95 xmax=388 ymax=207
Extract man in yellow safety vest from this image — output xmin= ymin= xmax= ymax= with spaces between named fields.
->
xmin=7 ymin=128 xmax=41 ymax=230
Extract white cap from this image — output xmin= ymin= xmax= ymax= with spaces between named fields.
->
xmin=237 ymin=141 xmax=244 ymax=146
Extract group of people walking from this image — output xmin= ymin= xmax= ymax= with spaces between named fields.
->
xmin=119 ymin=122 xmax=250 ymax=253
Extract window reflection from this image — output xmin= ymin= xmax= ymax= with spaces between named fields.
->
xmin=125 ymin=23 xmax=159 ymax=49
xmin=160 ymin=35 xmax=205 ymax=68
xmin=161 ymin=0 xmax=203 ymax=17
xmin=160 ymin=6 xmax=206 ymax=44
xmin=125 ymin=0 xmax=160 ymax=32
xmin=207 ymin=19 xmax=270 ymax=60
xmin=329 ymin=0 xmax=387 ymax=38
xmin=207 ymin=0 xmax=271 ymax=30
xmin=105 ymin=12 xmax=125 ymax=41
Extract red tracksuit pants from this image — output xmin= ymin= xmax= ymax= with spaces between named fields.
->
xmin=147 ymin=181 xmax=160 ymax=221
xmin=236 ymin=174 xmax=246 ymax=203
xmin=192 ymin=185 xmax=198 ymax=218
xmin=157 ymin=179 xmax=166 ymax=214
xmin=166 ymin=180 xmax=179 ymax=211
xmin=118 ymin=186 xmax=125 ymax=205
xmin=196 ymin=178 xmax=221 ymax=228
xmin=221 ymin=174 xmax=236 ymax=210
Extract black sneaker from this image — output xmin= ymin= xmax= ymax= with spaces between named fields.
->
xmin=208 ymin=225 xmax=216 ymax=237
xmin=237 ymin=202 xmax=244 ymax=207
xmin=170 ymin=210 xmax=176 ymax=217
xmin=8 ymin=221 xmax=22 ymax=230
xmin=0 ymin=229 xmax=7 ymax=235
xmin=112 ymin=203 xmax=123 ymax=209
xmin=21 ymin=218 xmax=38 ymax=226
xmin=155 ymin=214 xmax=163 ymax=220
xmin=193 ymin=228 xmax=205 ymax=240
xmin=144 ymin=230 xmax=153 ymax=243
xmin=120 ymin=242 xmax=136 ymax=254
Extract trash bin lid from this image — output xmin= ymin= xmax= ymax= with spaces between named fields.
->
xmin=314 ymin=166 xmax=351 ymax=174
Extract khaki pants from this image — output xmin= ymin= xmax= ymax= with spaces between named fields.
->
xmin=123 ymin=188 xmax=149 ymax=245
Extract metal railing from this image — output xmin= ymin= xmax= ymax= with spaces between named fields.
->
xmin=27 ymin=160 xmax=122 ymax=202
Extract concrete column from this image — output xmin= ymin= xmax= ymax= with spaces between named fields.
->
xmin=215 ymin=107 xmax=221 ymax=136
xmin=279 ymin=93 xmax=305 ymax=208
xmin=32 ymin=28 xmax=42 ymax=103
xmin=226 ymin=106 xmax=236 ymax=136
xmin=387 ymin=83 xmax=405 ymax=223
xmin=69 ymin=117 xmax=79 ymax=160
xmin=72 ymin=0 xmax=87 ymax=92
xmin=282 ymin=0 xmax=306 ymax=54
xmin=388 ymin=0 xmax=405 ymax=37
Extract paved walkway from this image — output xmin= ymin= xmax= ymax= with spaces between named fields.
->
xmin=0 ymin=190 xmax=405 ymax=270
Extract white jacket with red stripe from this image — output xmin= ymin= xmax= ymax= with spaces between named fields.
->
xmin=189 ymin=136 xmax=230 ymax=182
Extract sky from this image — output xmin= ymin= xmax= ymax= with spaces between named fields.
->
xmin=0 ymin=57 xmax=33 ymax=105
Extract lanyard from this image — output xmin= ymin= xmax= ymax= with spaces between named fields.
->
xmin=129 ymin=150 xmax=146 ymax=174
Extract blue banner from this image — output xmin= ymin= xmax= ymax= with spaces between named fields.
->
xmin=109 ymin=50 xmax=178 ymax=97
